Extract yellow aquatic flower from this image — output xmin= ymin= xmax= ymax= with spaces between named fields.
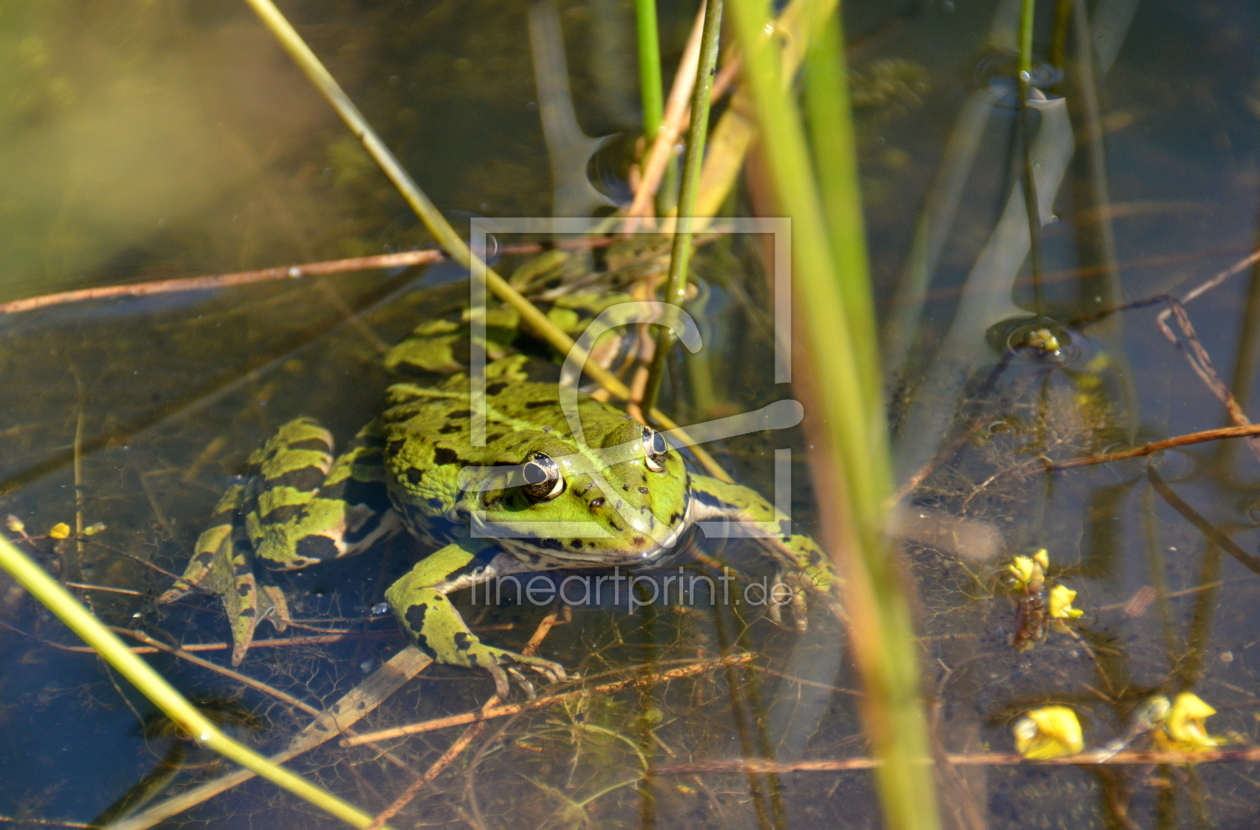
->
xmin=1008 ymin=556 xmax=1035 ymax=587
xmin=1013 ymin=706 xmax=1084 ymax=759
xmin=1048 ymin=584 xmax=1084 ymax=619
xmin=1158 ymin=692 xmax=1219 ymax=752
xmin=1008 ymin=549 xmax=1049 ymax=592
xmin=48 ymin=522 xmax=71 ymax=540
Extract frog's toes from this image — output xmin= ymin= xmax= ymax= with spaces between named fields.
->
xmin=764 ymin=570 xmax=811 ymax=632
xmin=481 ymin=649 xmax=567 ymax=698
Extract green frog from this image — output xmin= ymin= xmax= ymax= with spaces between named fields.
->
xmin=160 ymin=302 xmax=836 ymax=697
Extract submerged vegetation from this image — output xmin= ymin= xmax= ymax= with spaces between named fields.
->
xmin=1 ymin=0 xmax=1259 ymax=829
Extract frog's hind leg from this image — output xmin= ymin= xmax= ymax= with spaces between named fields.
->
xmin=687 ymin=474 xmax=840 ymax=630
xmin=385 ymin=539 xmax=567 ymax=698
xmin=212 ymin=524 xmax=291 ymax=666
xmin=248 ymin=419 xmax=402 ymax=570
xmin=163 ymin=418 xmax=398 ymax=666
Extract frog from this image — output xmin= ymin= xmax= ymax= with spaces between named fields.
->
xmin=160 ymin=313 xmax=836 ymax=697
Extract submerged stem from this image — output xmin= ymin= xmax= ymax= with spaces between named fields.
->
xmin=1018 ymin=0 xmax=1044 ymax=309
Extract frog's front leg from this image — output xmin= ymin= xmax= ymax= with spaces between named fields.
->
xmin=385 ymin=539 xmax=567 ymax=697
xmin=688 ymin=474 xmax=839 ymax=629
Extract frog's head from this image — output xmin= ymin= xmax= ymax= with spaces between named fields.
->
xmin=469 ymin=423 xmax=691 ymax=567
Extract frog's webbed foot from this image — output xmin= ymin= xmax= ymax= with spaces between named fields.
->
xmin=160 ymin=509 xmax=292 ymax=665
xmin=385 ymin=540 xmax=569 ymax=697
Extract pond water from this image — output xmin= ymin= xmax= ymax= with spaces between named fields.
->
xmin=1 ymin=0 xmax=1258 ymax=828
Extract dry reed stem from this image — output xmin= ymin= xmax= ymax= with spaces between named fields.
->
xmin=621 ymin=4 xmax=707 ymax=232
xmin=654 ymin=746 xmax=1260 ymax=775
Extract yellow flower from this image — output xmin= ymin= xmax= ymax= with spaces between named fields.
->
xmin=1008 ymin=549 xmax=1049 ymax=591
xmin=1008 ymin=556 xmax=1034 ymax=586
xmin=1013 ymin=706 xmax=1084 ymax=759
xmin=48 ymin=523 xmax=71 ymax=540
xmin=1048 ymin=584 xmax=1084 ymax=619
xmin=1008 ymin=551 xmax=1048 ymax=591
xmin=1157 ymin=692 xmax=1220 ymax=752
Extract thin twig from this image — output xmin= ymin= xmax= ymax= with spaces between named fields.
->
xmin=1153 ymin=247 xmax=1260 ymax=460
xmin=341 ymin=654 xmax=753 ymax=747
xmin=0 ymin=237 xmax=652 ymax=317
xmin=1047 ymin=423 xmax=1260 ymax=469
xmin=0 ymin=250 xmax=444 ymax=315
xmin=1156 ymin=299 xmax=1260 ymax=461
xmin=654 ymin=746 xmax=1260 ymax=775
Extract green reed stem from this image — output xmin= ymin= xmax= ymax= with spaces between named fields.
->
xmin=634 ymin=0 xmax=678 ymax=212
xmin=635 ymin=0 xmax=664 ymax=139
xmin=727 ymin=2 xmax=941 ymax=829
xmin=0 ymin=535 xmax=395 ymax=830
xmin=641 ymin=0 xmax=723 ymax=412
xmin=1019 ymin=0 xmax=1035 ymax=79
xmin=803 ymin=13 xmax=878 ymax=405
xmin=1018 ymin=0 xmax=1044 ymax=308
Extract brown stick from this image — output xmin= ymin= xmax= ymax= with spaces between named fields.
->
xmin=654 ymin=746 xmax=1260 ymax=775
xmin=1153 ymin=248 xmax=1260 ymax=461
xmin=0 ymin=236 xmax=636 ymax=317
xmin=1047 ymin=423 xmax=1260 ymax=470
xmin=0 ymin=250 xmax=447 ymax=315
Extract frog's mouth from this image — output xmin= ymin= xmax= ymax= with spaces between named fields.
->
xmin=478 ymin=494 xmax=693 ymax=568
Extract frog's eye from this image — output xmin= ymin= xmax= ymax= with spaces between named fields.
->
xmin=641 ymin=427 xmax=670 ymax=472
xmin=521 ymin=452 xmax=565 ymax=502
